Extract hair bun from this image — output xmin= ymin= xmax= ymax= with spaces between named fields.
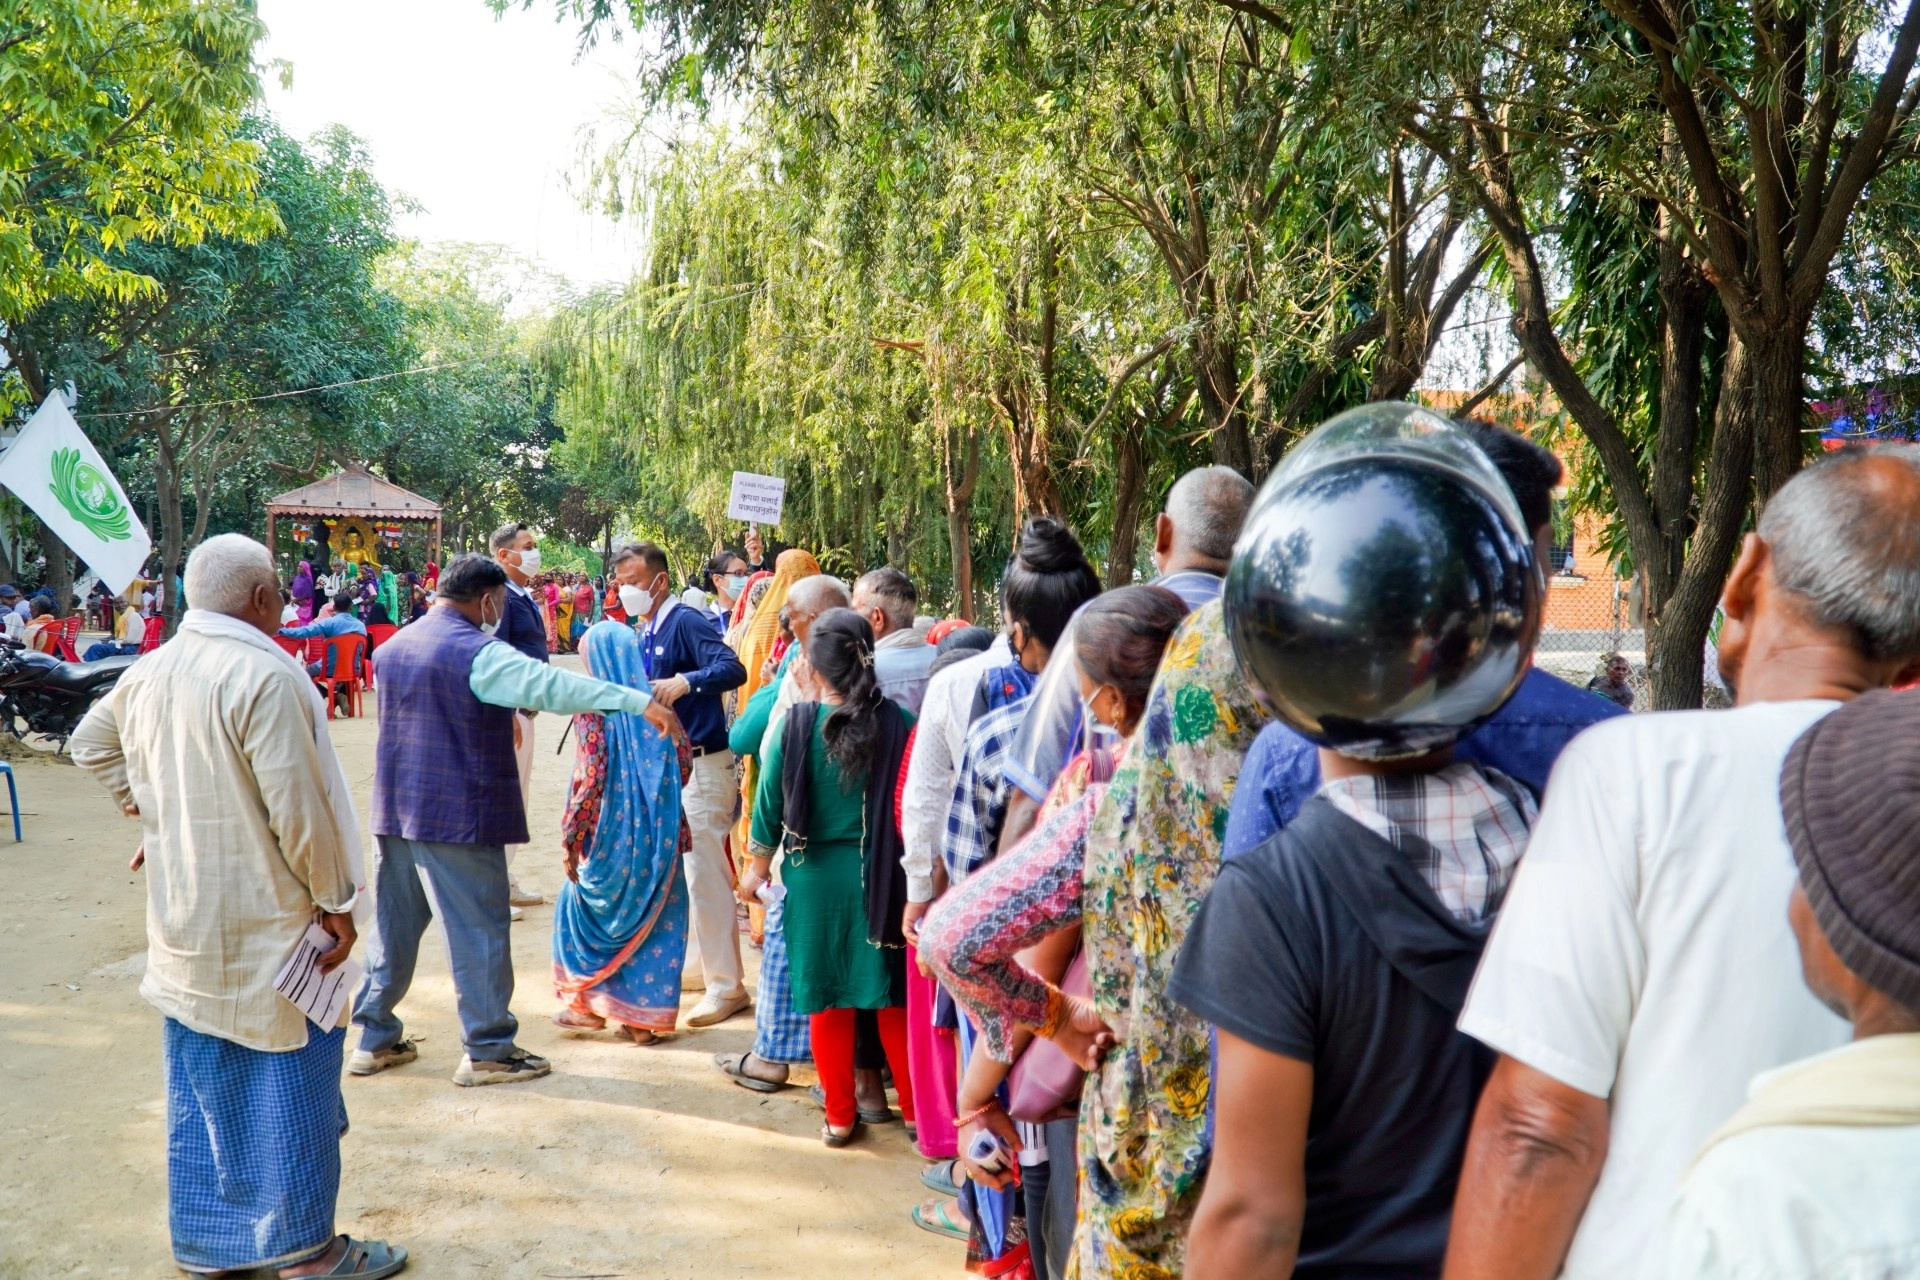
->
xmin=1017 ymin=517 xmax=1090 ymax=574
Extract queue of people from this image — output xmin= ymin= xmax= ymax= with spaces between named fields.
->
xmin=65 ymin=404 xmax=1920 ymax=1280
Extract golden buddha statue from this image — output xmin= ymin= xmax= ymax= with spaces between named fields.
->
xmin=337 ymin=525 xmax=380 ymax=570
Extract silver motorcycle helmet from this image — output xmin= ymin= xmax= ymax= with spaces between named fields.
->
xmin=1224 ymin=402 xmax=1543 ymax=760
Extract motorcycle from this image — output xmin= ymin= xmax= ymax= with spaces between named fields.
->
xmin=0 ymin=636 xmax=137 ymax=748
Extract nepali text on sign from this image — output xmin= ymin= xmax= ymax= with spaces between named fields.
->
xmin=727 ymin=471 xmax=787 ymax=524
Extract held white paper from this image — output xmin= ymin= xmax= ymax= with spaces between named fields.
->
xmin=273 ymin=922 xmax=363 ymax=1029
xmin=727 ymin=471 xmax=787 ymax=525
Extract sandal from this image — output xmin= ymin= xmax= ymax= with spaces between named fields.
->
xmin=920 ymin=1158 xmax=963 ymax=1197
xmin=910 ymin=1196 xmax=971 ymax=1241
xmin=822 ymin=1122 xmax=859 ymax=1148
xmin=620 ymin=1025 xmax=669 ymax=1046
xmin=806 ymin=1083 xmax=893 ymax=1124
xmin=713 ymin=1051 xmax=789 ymax=1093
xmin=551 ymin=1009 xmax=605 ymax=1032
xmin=296 ymin=1234 xmax=408 ymax=1278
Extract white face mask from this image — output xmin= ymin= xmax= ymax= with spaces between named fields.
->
xmin=479 ymin=593 xmax=501 ymax=636
xmin=618 ymin=584 xmax=649 ymax=618
xmin=515 ymin=547 xmax=542 ymax=578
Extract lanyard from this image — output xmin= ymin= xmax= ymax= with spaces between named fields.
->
xmin=642 ymin=618 xmax=655 ymax=679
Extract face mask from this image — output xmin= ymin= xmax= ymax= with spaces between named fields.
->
xmin=479 ymin=595 xmax=501 ymax=636
xmin=618 ymin=584 xmax=649 ymax=617
xmin=515 ymin=547 xmax=542 ymax=577
xmin=724 ymin=574 xmax=749 ymax=597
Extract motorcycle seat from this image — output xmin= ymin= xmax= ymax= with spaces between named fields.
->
xmin=40 ymin=655 xmax=137 ymax=693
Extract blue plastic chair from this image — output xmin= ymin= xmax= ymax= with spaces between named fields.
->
xmin=0 ymin=761 xmax=20 ymax=841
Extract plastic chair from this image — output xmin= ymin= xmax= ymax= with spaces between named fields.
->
xmin=312 ymin=634 xmax=368 ymax=719
xmin=0 ymin=761 xmax=19 ymax=841
xmin=274 ymin=636 xmax=304 ymax=659
xmin=54 ymin=616 xmax=81 ymax=662
xmin=136 ymin=626 xmax=163 ymax=655
xmin=365 ymin=622 xmax=399 ymax=650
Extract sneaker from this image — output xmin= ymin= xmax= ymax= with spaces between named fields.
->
xmin=509 ymin=905 xmax=525 ymax=923
xmin=452 ymin=1048 xmax=551 ymax=1087
xmin=348 ymin=1039 xmax=419 ymax=1076
xmin=509 ymin=881 xmax=545 ymax=907
xmin=685 ymin=989 xmax=752 ymax=1028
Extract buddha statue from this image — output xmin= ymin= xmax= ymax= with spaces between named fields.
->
xmin=338 ymin=527 xmax=380 ymax=570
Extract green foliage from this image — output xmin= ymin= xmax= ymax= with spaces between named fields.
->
xmin=0 ymin=0 xmax=275 ymax=331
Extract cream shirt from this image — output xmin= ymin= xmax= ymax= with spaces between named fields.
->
xmin=1653 ymin=1038 xmax=1920 ymax=1279
xmin=72 ymin=630 xmax=355 ymax=1051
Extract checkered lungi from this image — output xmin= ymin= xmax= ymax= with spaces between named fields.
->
xmin=164 ymin=1018 xmax=347 ymax=1274
xmin=751 ymin=899 xmax=812 ymax=1063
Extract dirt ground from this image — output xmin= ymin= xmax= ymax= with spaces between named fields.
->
xmin=0 ymin=662 xmax=959 ymax=1279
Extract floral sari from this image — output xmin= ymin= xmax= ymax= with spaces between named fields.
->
xmin=551 ymin=621 xmax=692 ymax=1031
xmin=1072 ymin=602 xmax=1267 ymax=1279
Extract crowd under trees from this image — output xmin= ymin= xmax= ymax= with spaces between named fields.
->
xmin=8 ymin=0 xmax=1920 ymax=707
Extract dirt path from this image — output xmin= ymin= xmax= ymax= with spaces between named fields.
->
xmin=0 ymin=674 xmax=957 ymax=1279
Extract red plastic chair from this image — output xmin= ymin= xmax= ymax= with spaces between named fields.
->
xmin=365 ymin=622 xmax=399 ymax=650
xmin=136 ymin=626 xmax=163 ymax=655
xmin=274 ymin=636 xmax=304 ymax=659
xmin=312 ymin=634 xmax=368 ymax=719
xmin=54 ymin=616 xmax=81 ymax=662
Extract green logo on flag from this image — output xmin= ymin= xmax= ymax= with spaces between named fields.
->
xmin=50 ymin=448 xmax=132 ymax=542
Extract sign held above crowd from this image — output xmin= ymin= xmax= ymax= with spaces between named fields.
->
xmin=727 ymin=471 xmax=786 ymax=525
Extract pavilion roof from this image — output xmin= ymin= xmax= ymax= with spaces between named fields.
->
xmin=264 ymin=467 xmax=440 ymax=520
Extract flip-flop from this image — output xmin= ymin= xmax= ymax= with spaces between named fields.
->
xmin=314 ymin=1235 xmax=409 ymax=1278
xmin=920 ymin=1158 xmax=963 ymax=1197
xmin=713 ymin=1051 xmax=788 ymax=1093
xmin=822 ymin=1122 xmax=859 ymax=1148
xmin=806 ymin=1083 xmax=893 ymax=1124
xmin=911 ymin=1196 xmax=970 ymax=1242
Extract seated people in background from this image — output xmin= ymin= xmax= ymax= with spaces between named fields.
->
xmin=1586 ymin=651 xmax=1635 ymax=708
xmin=1172 ymin=404 xmax=1545 ymax=1280
xmin=280 ymin=592 xmax=369 ymax=679
xmin=1652 ymin=688 xmax=1920 ymax=1279
xmin=23 ymin=598 xmax=59 ymax=655
xmin=279 ymin=589 xmax=298 ymax=626
xmin=1446 ymin=445 xmax=1920 ymax=1280
xmin=84 ymin=596 xmax=146 ymax=661
xmin=1223 ymin=420 xmax=1624 ymax=860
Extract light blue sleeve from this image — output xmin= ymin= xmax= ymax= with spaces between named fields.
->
xmin=468 ymin=642 xmax=654 ymax=716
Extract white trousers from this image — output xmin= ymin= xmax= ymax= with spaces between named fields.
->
xmin=681 ymin=748 xmax=744 ymax=998
xmin=507 ymin=710 xmax=535 ymax=874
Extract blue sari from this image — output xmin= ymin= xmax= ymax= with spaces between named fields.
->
xmin=551 ymin=621 xmax=689 ymax=1030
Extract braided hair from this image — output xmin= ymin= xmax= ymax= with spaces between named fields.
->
xmin=807 ymin=607 xmax=886 ymax=776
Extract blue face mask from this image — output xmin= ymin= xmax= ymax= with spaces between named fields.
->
xmin=724 ymin=574 xmax=749 ymax=596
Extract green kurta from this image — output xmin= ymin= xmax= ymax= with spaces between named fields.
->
xmin=751 ymin=711 xmax=914 ymax=1013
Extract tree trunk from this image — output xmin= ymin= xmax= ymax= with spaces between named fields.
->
xmin=1193 ymin=328 xmax=1253 ymax=478
xmin=40 ymin=523 xmax=72 ymax=619
xmin=996 ymin=378 xmax=1064 ymax=518
xmin=1645 ymin=332 xmax=1757 ymax=708
xmin=1748 ymin=324 xmax=1809 ymax=510
xmin=153 ymin=426 xmax=186 ymax=634
xmin=1107 ymin=419 xmax=1149 ymax=587
xmin=943 ymin=423 xmax=980 ymax=620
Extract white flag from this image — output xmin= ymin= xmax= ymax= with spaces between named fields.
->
xmin=0 ymin=397 xmax=151 ymax=595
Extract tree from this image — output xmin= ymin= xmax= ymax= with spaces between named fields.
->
xmin=0 ymin=0 xmax=272 ymax=335
xmin=11 ymin=121 xmax=409 ymax=621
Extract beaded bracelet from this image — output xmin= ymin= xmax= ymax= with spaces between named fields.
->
xmin=954 ymin=1100 xmax=1001 ymax=1129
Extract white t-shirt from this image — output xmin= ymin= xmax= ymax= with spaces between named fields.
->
xmin=1458 ymin=700 xmax=1851 ymax=1280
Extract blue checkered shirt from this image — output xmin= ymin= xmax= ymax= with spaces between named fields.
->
xmin=942 ymin=693 xmax=1031 ymax=884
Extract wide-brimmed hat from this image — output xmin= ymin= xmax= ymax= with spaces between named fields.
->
xmin=1780 ymin=689 xmax=1920 ymax=1010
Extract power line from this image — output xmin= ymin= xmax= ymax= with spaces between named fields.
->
xmin=72 ymin=349 xmax=526 ymax=421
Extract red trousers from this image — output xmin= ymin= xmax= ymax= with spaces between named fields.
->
xmin=810 ymin=1006 xmax=914 ymax=1129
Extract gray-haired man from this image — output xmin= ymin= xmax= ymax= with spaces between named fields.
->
xmin=1446 ymin=447 xmax=1920 ymax=1280
xmin=854 ymin=567 xmax=934 ymax=714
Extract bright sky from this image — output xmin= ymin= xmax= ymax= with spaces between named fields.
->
xmin=256 ymin=0 xmax=643 ymax=290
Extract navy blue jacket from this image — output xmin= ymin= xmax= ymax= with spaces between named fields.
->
xmin=497 ymin=583 xmax=549 ymax=666
xmin=641 ymin=601 xmax=747 ymax=751
xmin=371 ymin=609 xmax=526 ymax=846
